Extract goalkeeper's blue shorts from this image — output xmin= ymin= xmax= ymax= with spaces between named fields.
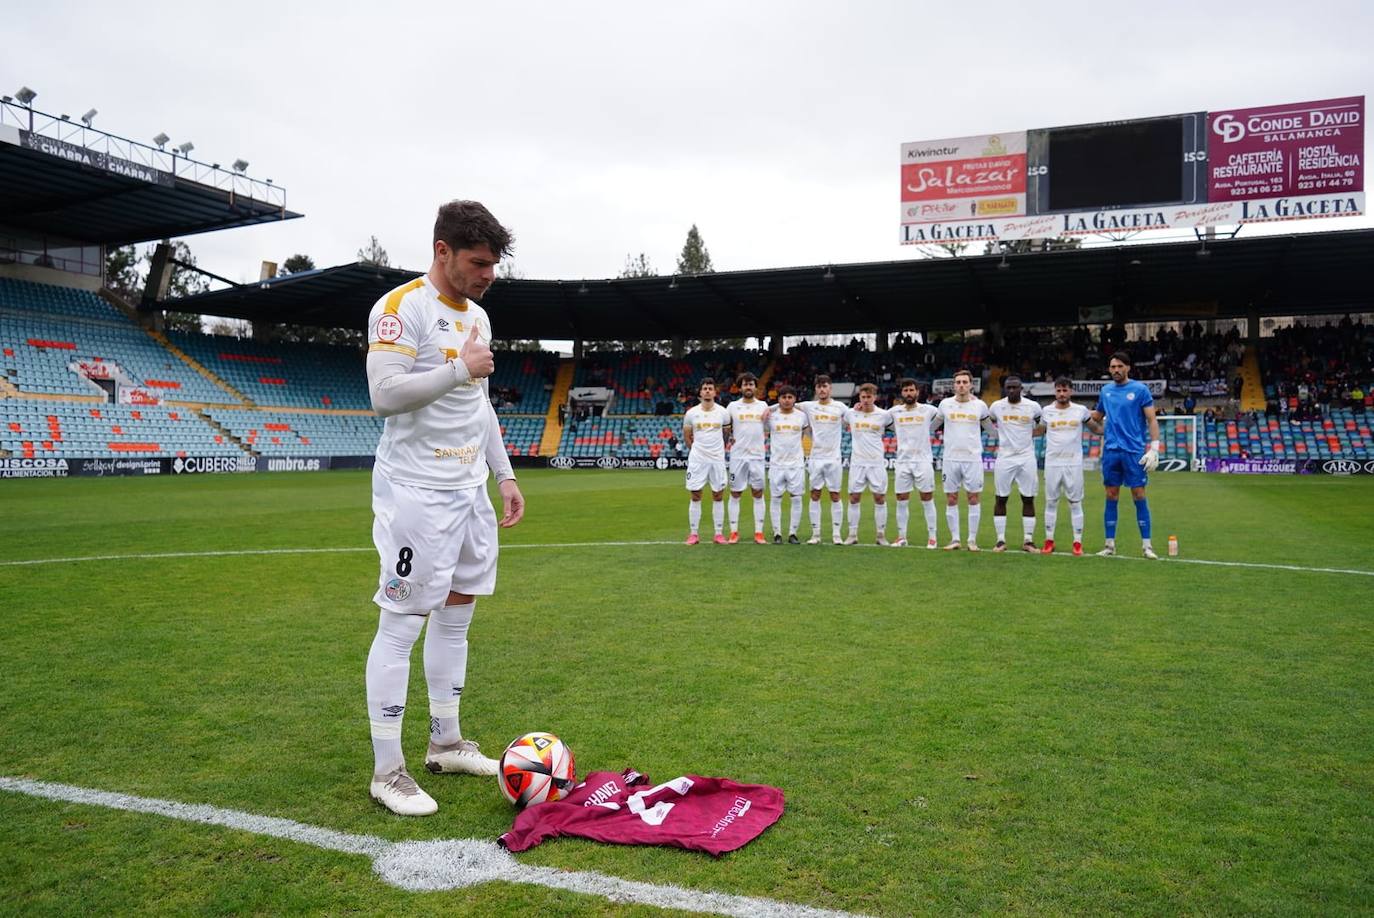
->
xmin=1101 ymin=447 xmax=1148 ymax=489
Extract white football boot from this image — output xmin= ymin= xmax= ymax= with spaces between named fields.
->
xmin=1142 ymin=545 xmax=1159 ymax=560
xmin=370 ymin=767 xmax=437 ymax=816
xmin=425 ymin=738 xmax=499 ymax=776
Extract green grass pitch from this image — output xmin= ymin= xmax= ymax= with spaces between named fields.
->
xmin=1 ymin=469 xmax=1371 ymax=916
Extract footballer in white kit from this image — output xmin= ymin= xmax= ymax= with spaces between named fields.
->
xmin=937 ymin=369 xmax=990 ymax=550
xmin=1040 ymin=377 xmax=1102 ymax=556
xmin=682 ymin=378 xmax=730 ymax=545
xmin=890 ymin=378 xmax=942 ymax=548
xmin=363 ymin=200 xmax=525 ymax=818
xmin=798 ymin=374 xmax=847 ymax=544
xmin=842 ymin=383 xmax=892 ymax=545
xmin=988 ymin=376 xmax=1044 ymax=552
xmin=726 ymin=372 xmax=770 ymax=544
xmin=767 ymin=385 xmax=809 ymax=543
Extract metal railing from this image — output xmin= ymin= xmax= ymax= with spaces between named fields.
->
xmin=0 ymin=100 xmax=287 ymax=209
xmin=0 ymin=238 xmax=102 ymax=276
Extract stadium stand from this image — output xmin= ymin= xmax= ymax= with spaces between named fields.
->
xmin=488 ymin=350 xmax=558 ymax=416
xmin=166 ymin=332 xmax=371 ymax=409
xmin=0 ymin=401 xmax=241 ymax=459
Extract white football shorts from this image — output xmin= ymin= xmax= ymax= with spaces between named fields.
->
xmin=686 ymin=456 xmax=727 ymax=492
xmin=769 ymin=464 xmax=806 ymax=496
xmin=729 ymin=456 xmax=766 ymax=491
xmin=942 ymin=458 xmax=984 ymax=493
xmin=893 ymin=460 xmax=935 ymax=494
xmin=994 ymin=453 xmax=1039 ymax=498
xmin=1044 ymin=464 xmax=1085 ymax=503
xmin=371 ymin=470 xmax=498 ymax=614
xmin=848 ymin=462 xmax=889 ymax=494
xmin=808 ymin=457 xmax=843 ymax=493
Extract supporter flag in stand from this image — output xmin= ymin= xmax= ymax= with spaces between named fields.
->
xmin=499 ymin=769 xmax=784 ymax=856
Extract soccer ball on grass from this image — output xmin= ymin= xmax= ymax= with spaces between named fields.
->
xmin=498 ymin=731 xmax=576 ymax=807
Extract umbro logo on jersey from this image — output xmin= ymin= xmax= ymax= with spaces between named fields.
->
xmin=437 ymin=318 xmax=450 ymax=329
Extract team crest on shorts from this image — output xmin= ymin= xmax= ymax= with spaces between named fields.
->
xmin=385 ymin=577 xmax=412 ymax=601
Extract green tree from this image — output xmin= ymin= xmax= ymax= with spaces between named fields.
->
xmin=498 ymin=261 xmax=524 ymax=280
xmin=357 ymin=236 xmax=390 ymax=266
xmin=984 ymin=236 xmax=1083 ymax=255
xmin=620 ymin=253 xmax=657 ymax=278
xmin=105 ymin=244 xmax=143 ymax=303
xmin=675 ymin=225 xmax=713 ymax=275
xmin=280 ymin=253 xmax=316 ymax=275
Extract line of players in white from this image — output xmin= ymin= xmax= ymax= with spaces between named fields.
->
xmin=682 ymin=369 xmax=1104 ymax=555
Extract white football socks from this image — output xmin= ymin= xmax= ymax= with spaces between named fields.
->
xmin=771 ymin=493 xmax=783 ymax=535
xmin=994 ymin=514 xmax=1007 ymax=543
xmin=425 ymin=602 xmax=473 ymax=747
xmin=366 ymin=609 xmax=426 ymax=775
xmin=1044 ymin=502 xmax=1058 ymax=541
xmin=1022 ymin=514 xmax=1036 ymax=543
xmin=874 ymin=500 xmax=888 ymax=537
xmin=809 ymin=498 xmax=821 ymax=534
xmin=945 ymin=504 xmax=960 ymax=542
xmin=967 ymin=504 xmax=981 ymax=544
xmin=790 ymin=494 xmax=802 ymax=535
xmin=896 ymin=499 xmax=909 ymax=539
xmin=831 ymin=500 xmax=842 ymax=538
xmin=711 ymin=498 xmax=724 ymax=534
xmin=922 ymin=499 xmax=938 ymax=541
xmin=688 ymin=500 xmax=702 ymax=534
xmin=728 ymin=495 xmax=741 ymax=532
xmin=847 ymin=501 xmax=861 ymax=537
xmin=752 ymin=497 xmax=765 ymax=535
xmin=1070 ymin=501 xmax=1084 ymax=541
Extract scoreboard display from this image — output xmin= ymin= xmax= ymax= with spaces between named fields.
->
xmin=900 ymin=97 xmax=1364 ymax=243
xmin=1031 ymin=113 xmax=1207 ymax=212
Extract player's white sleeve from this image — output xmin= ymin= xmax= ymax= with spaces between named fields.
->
xmin=484 ymin=402 xmax=515 ymax=483
xmin=366 ymin=350 xmax=471 ymax=418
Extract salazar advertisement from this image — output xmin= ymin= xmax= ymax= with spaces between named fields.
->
xmin=900 ymin=132 xmax=1027 ymax=224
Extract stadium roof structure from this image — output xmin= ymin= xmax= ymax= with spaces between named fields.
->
xmin=170 ymin=228 xmax=1374 ymax=338
xmin=0 ymin=102 xmax=301 ymax=246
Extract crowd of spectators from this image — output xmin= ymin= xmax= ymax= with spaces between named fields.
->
xmin=1262 ymin=316 xmax=1374 ymax=419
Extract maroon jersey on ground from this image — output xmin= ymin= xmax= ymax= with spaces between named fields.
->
xmin=498 ymin=769 xmax=784 ymax=856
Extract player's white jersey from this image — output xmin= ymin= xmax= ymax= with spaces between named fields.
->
xmin=684 ymin=403 xmax=729 ymax=463
xmin=726 ymin=398 xmax=769 ymax=459
xmin=368 ymin=276 xmax=493 ymax=490
xmin=767 ymin=407 xmax=808 ymax=467
xmin=890 ymin=403 xmax=941 ymax=462
xmin=844 ymin=407 xmax=892 ymax=464
xmin=798 ymin=400 xmax=846 ymax=460
xmin=1041 ymin=402 xmax=1093 ymax=467
xmin=989 ymin=397 xmax=1043 ymax=458
xmin=937 ymin=396 xmax=990 ymax=462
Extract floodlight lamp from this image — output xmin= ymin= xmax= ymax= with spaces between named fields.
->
xmin=668 ymin=275 xmax=679 ymax=290
xmin=578 ymin=281 xmax=589 ymax=294
xmin=59 ymin=114 xmax=70 ymax=121
xmin=153 ymin=132 xmax=170 ymax=149
xmin=232 ymin=158 xmax=249 ymax=173
xmin=176 ymin=141 xmax=194 ymax=155
xmin=1 ymin=96 xmax=11 ymax=104
xmin=16 ymin=86 xmax=36 ymax=105
xmin=81 ymin=108 xmax=97 ymax=126
xmin=997 ymin=254 xmax=1010 ymax=270
xmin=822 ymin=266 xmax=835 ymax=281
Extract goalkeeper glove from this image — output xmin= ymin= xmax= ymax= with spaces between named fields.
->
xmin=1140 ymin=441 xmax=1161 ymax=472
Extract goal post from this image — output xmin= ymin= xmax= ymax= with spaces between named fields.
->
xmin=1155 ymin=415 xmax=1200 ymax=472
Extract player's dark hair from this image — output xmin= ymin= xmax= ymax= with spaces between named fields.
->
xmin=814 ymin=374 xmax=831 ymax=386
xmin=954 ymin=368 xmax=973 ymax=382
xmin=699 ymin=377 xmax=716 ymax=390
xmin=777 ymin=384 xmax=797 ymax=398
xmin=433 ymin=200 xmax=514 ymax=258
xmin=1054 ymin=376 xmax=1072 ymax=388
xmin=898 ymin=377 xmax=917 ymax=389
xmin=858 ymin=382 xmax=878 ymax=395
xmin=1004 ymin=375 xmax=1021 ymax=386
xmin=737 ymin=372 xmax=757 ymax=385
xmin=1109 ymin=350 xmax=1132 ymax=366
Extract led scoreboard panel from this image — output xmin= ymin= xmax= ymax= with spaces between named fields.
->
xmin=900 ymin=96 xmax=1364 ymax=243
xmin=1030 ymin=113 xmax=1207 ymax=212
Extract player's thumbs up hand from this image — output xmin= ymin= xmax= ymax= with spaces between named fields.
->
xmin=460 ymin=324 xmax=494 ymax=379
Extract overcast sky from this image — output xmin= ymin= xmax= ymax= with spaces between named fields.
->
xmin=5 ymin=0 xmax=1371 ymax=284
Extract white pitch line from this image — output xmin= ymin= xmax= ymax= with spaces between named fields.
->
xmin=0 ymin=776 xmax=866 ymax=918
xmin=0 ymin=540 xmax=1371 ymax=579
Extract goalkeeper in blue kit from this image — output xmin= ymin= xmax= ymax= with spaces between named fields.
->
xmin=1090 ymin=351 xmax=1162 ymax=559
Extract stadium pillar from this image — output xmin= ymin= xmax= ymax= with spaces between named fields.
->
xmin=671 ymin=335 xmax=684 ymax=358
xmin=573 ymin=338 xmax=584 ymax=360
xmin=1246 ymin=305 xmax=1260 ymax=348
xmin=770 ymin=333 xmax=784 ymax=357
xmin=876 ymin=328 xmax=889 ymax=353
